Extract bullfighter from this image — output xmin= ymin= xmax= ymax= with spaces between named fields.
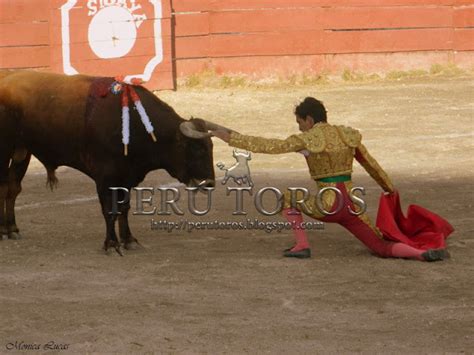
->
xmin=212 ymin=97 xmax=451 ymax=261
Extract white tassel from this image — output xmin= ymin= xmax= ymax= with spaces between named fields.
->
xmin=122 ymin=106 xmax=130 ymax=145
xmin=134 ymin=100 xmax=154 ymax=134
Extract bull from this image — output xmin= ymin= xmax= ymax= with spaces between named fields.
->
xmin=0 ymin=70 xmax=228 ymax=254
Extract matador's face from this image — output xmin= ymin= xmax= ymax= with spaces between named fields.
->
xmin=296 ymin=115 xmax=315 ymax=132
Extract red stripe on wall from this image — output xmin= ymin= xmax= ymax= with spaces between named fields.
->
xmin=0 ymin=23 xmax=49 ymax=47
xmin=453 ymin=0 xmax=474 ymax=5
xmin=176 ymin=51 xmax=459 ymax=76
xmin=174 ymin=13 xmax=210 ymax=37
xmin=453 ymin=6 xmax=474 ymax=27
xmin=205 ymin=7 xmax=453 ymax=35
xmin=171 ymin=0 xmax=212 ymax=13
xmin=321 ymin=28 xmax=453 ymax=54
xmin=176 ymin=28 xmax=454 ymax=59
xmin=0 ymin=46 xmax=50 ymax=68
xmin=209 ymin=0 xmax=457 ymax=11
xmin=0 ymin=0 xmax=49 ymax=23
xmin=175 ymin=36 xmax=211 ymax=59
xmin=454 ymin=28 xmax=474 ymax=50
xmin=209 ymin=31 xmax=324 ymax=57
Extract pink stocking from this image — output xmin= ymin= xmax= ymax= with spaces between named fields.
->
xmin=283 ymin=208 xmax=310 ymax=251
xmin=390 ymin=243 xmax=425 ymax=260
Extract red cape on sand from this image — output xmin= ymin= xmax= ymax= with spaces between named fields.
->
xmin=376 ymin=191 xmax=454 ymax=250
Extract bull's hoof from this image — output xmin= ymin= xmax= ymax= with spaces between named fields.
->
xmin=9 ymin=232 xmax=23 ymax=240
xmin=103 ymin=240 xmax=124 ymax=256
xmin=124 ymin=241 xmax=139 ymax=250
xmin=114 ymin=246 xmax=124 ymax=256
xmin=1 ymin=234 xmax=8 ymax=241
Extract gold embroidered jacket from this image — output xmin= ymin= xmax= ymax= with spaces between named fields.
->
xmin=228 ymin=122 xmax=394 ymax=192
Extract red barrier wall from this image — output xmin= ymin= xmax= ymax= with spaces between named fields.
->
xmin=173 ymin=0 xmax=474 ymax=79
xmin=0 ymin=0 xmax=473 ymax=89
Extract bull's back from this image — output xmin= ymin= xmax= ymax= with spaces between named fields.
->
xmin=0 ymin=71 xmax=91 ymax=125
xmin=0 ymin=71 xmax=94 ymax=167
xmin=0 ymin=70 xmax=17 ymax=82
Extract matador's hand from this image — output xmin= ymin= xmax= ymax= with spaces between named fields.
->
xmin=212 ymin=129 xmax=232 ymax=143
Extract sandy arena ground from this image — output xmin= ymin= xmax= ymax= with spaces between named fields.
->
xmin=0 ymin=76 xmax=473 ymax=353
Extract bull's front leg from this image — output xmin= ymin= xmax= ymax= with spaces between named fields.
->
xmin=6 ymin=153 xmax=31 ymax=240
xmin=96 ymin=184 xmax=123 ymax=256
xmin=0 ymin=182 xmax=8 ymax=241
xmin=0 ymin=162 xmax=9 ymax=240
xmin=118 ymin=202 xmax=140 ymax=250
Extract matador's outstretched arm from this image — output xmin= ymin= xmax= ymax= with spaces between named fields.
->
xmin=228 ymin=132 xmax=306 ymax=154
xmin=355 ymin=144 xmax=394 ymax=193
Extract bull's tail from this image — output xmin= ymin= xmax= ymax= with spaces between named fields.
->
xmin=46 ymin=167 xmax=58 ymax=191
xmin=216 ymin=162 xmax=226 ymax=170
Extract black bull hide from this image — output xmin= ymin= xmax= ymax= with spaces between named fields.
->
xmin=0 ymin=71 xmax=215 ymax=254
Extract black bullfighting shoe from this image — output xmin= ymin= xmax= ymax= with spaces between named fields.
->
xmin=283 ymin=248 xmax=311 ymax=259
xmin=283 ymin=244 xmax=296 ymax=252
xmin=421 ymin=249 xmax=450 ymax=262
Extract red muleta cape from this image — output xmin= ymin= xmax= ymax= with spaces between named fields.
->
xmin=376 ymin=191 xmax=454 ymax=250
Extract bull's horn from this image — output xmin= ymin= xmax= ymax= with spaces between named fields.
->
xmin=180 ymin=119 xmax=234 ymax=139
xmin=179 ymin=121 xmax=212 ymax=139
xmin=202 ymin=120 xmax=233 ymax=133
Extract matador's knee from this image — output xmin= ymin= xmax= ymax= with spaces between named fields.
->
xmin=281 ymin=189 xmax=324 ymax=219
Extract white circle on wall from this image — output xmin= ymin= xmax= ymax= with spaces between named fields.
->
xmin=88 ymin=6 xmax=137 ymax=59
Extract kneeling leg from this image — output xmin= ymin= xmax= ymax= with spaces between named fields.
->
xmin=341 ymin=213 xmax=425 ymax=260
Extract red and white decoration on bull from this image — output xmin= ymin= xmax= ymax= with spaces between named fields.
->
xmin=117 ymin=79 xmax=157 ymax=156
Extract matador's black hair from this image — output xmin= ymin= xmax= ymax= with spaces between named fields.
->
xmin=294 ymin=97 xmax=327 ymax=123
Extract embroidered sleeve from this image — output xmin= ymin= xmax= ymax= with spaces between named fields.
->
xmin=355 ymin=144 xmax=394 ymax=193
xmin=228 ymin=132 xmax=306 ymax=154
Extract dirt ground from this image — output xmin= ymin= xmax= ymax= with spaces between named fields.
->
xmin=1 ymin=76 xmax=473 ymax=354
